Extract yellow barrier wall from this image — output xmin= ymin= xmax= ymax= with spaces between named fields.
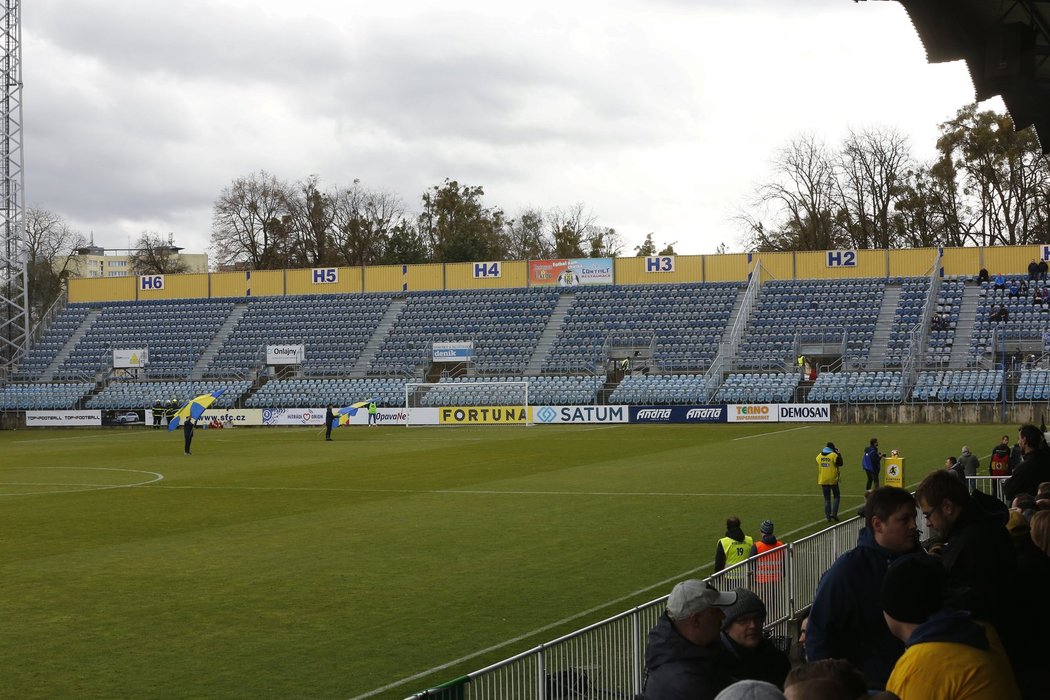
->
xmin=750 ymin=252 xmax=794 ymax=281
xmin=703 ymin=253 xmax=749 ymax=282
xmin=445 ymin=261 xmax=529 ymax=289
xmin=982 ymin=245 xmax=1041 ymax=276
xmin=210 ymin=271 xmax=249 ymax=298
xmin=285 ymin=267 xmax=363 ymax=295
xmin=137 ymin=273 xmax=210 ymax=300
xmin=942 ymin=247 xmax=982 ymax=277
xmin=888 ymin=248 xmax=938 ymax=278
xmin=613 ymin=255 xmax=703 ymax=285
xmin=248 ymin=270 xmax=286 ymax=297
xmin=68 ymin=277 xmax=137 ymax=303
xmin=794 ymin=250 xmax=886 ymax=279
xmin=405 ymin=263 xmax=444 ymax=292
xmin=364 ymin=265 xmax=405 ymax=293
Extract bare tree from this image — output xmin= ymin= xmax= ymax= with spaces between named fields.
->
xmin=331 ymin=181 xmax=408 ymax=267
xmin=128 ymin=232 xmax=191 ymax=275
xmin=547 ymin=203 xmax=594 ymax=258
xmin=286 ymin=175 xmax=338 ymax=267
xmin=211 ymin=171 xmax=294 ymax=269
xmin=835 ymin=127 xmax=913 ymax=249
xmin=506 ymin=207 xmax=552 ymax=260
xmin=24 ymin=207 xmax=84 ymax=324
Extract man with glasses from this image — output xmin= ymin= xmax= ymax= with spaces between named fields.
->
xmin=720 ymin=588 xmax=791 ymax=690
xmin=805 ymin=486 xmax=918 ymax=690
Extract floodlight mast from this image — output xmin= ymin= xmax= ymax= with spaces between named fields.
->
xmin=0 ymin=0 xmax=25 ymax=376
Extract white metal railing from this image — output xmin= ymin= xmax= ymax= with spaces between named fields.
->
xmin=702 ymin=264 xmax=765 ymax=400
xmin=406 ymin=507 xmax=931 ymax=699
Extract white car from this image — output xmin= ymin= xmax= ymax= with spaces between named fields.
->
xmin=115 ymin=411 xmax=139 ymax=424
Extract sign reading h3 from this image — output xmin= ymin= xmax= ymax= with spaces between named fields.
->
xmin=645 ymin=256 xmax=675 ymax=273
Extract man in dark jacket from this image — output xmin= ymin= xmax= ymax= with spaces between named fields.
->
xmin=641 ymin=580 xmax=737 ymax=700
xmin=719 ymin=588 xmax=791 ymax=689
xmin=1003 ymin=424 xmax=1050 ymax=501
xmin=861 ymin=438 xmax=883 ymax=491
xmin=805 ymin=486 xmax=918 ymax=690
xmin=714 ymin=517 xmax=753 ymax=586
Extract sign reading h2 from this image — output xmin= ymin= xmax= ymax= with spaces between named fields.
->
xmin=473 ymin=261 xmax=501 ymax=278
xmin=645 ymin=256 xmax=674 ymax=273
xmin=826 ymin=250 xmax=857 ymax=268
xmin=139 ymin=275 xmax=165 ymax=291
xmin=312 ymin=268 xmax=338 ymax=284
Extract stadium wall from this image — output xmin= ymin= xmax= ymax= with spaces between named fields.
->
xmin=65 ymin=245 xmax=1050 ymax=303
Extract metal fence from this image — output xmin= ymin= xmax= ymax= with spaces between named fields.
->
xmin=407 ymin=507 xmax=932 ymax=700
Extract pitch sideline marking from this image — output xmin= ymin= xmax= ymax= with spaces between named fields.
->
xmin=732 ymin=426 xmax=811 ymax=440
xmin=0 ymin=467 xmax=164 ymax=497
xmin=349 ymin=513 xmax=856 ymax=699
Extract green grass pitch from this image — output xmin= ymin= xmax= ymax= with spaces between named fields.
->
xmin=0 ymin=422 xmax=1006 ymax=698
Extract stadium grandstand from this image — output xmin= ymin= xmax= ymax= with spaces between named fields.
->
xmin=5 ymin=245 xmax=1050 ymax=422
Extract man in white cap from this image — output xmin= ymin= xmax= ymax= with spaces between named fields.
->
xmin=641 ymin=580 xmax=738 ymax=699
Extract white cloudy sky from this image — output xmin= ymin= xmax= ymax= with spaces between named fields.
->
xmin=25 ymin=0 xmax=999 ymax=260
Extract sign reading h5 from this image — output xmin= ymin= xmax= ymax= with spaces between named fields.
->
xmin=312 ymin=268 xmax=338 ymax=284
xmin=826 ymin=250 xmax=857 ymax=267
xmin=473 ymin=261 xmax=501 ymax=278
xmin=139 ymin=275 xmax=165 ymax=291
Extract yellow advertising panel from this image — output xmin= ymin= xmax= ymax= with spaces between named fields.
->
xmin=210 ymin=271 xmax=249 ymax=298
xmin=249 ymin=269 xmax=286 ymax=297
xmin=703 ymin=253 xmax=748 ymax=282
xmin=749 ymin=252 xmax=793 ymax=281
xmin=445 ymin=260 xmax=528 ymax=289
xmin=982 ymin=245 xmax=1041 ymax=278
xmin=941 ymin=246 xmax=981 ymax=278
xmin=613 ymin=255 xmax=703 ymax=285
xmin=285 ymin=267 xmax=362 ymax=295
xmin=138 ymin=273 xmax=209 ymax=300
xmin=439 ymin=406 xmax=528 ymax=424
xmin=883 ymin=457 xmax=905 ymax=488
xmin=68 ymin=276 xmax=136 ymax=303
xmin=888 ymin=248 xmax=938 ymax=278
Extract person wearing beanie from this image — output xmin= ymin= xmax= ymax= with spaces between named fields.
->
xmin=640 ymin=580 xmax=738 ymax=700
xmin=749 ymin=520 xmax=785 ymax=584
xmin=713 ymin=679 xmax=785 ymax=700
xmin=816 ymin=442 xmax=843 ymax=522
xmin=714 ymin=516 xmax=753 ymax=585
xmin=720 ymin=589 xmax=791 ymax=690
xmin=881 ymin=556 xmax=1019 ymax=699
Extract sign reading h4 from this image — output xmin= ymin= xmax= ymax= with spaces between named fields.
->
xmin=473 ymin=262 xmax=501 ymax=278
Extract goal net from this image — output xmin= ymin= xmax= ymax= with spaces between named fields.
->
xmin=404 ymin=380 xmax=531 ymax=427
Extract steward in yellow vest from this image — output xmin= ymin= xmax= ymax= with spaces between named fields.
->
xmin=715 ymin=516 xmax=753 ymax=573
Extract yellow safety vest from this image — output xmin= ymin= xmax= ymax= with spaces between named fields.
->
xmin=719 ymin=536 xmax=754 ymax=568
xmin=817 ymin=452 xmax=840 ymax=485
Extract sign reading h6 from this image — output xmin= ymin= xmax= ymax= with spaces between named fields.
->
xmin=645 ymin=256 xmax=675 ymax=273
xmin=473 ymin=262 xmax=501 ymax=278
xmin=312 ymin=268 xmax=338 ymax=284
xmin=826 ymin=250 xmax=857 ymax=267
xmin=139 ymin=275 xmax=165 ymax=291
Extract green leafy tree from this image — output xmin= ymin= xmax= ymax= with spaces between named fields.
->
xmin=417 ymin=179 xmax=508 ymax=262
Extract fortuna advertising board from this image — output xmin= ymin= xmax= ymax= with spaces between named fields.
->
xmin=532 ymin=405 xmax=628 ymax=424
xmin=26 ymin=410 xmax=102 ymax=427
xmin=630 ymin=406 xmax=728 ymax=423
xmin=266 ymin=345 xmax=305 ymax=365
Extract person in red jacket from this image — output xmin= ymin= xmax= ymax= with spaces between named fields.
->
xmin=749 ymin=520 xmax=785 ymax=584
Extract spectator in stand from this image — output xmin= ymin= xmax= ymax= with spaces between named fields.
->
xmin=1028 ymin=258 xmax=1040 ymax=281
xmin=881 ymin=555 xmax=1020 ymax=700
xmin=1007 ymin=279 xmax=1020 ymax=298
xmin=640 ymin=580 xmax=738 ymax=700
xmin=993 ymin=272 xmax=1007 ymax=291
xmin=713 ymin=680 xmax=785 ymax=700
xmin=1034 ymin=287 xmax=1044 ymax=306
xmin=719 ymin=589 xmax=791 ymax=689
xmin=749 ymin=520 xmax=785 ymax=585
xmin=991 ymin=434 xmax=1012 ymax=476
xmin=1039 ymin=258 xmax=1049 ymax=281
xmin=861 ymin=438 xmax=883 ymax=492
xmin=1003 ymin=424 xmax=1050 ymax=501
xmin=783 ymin=659 xmax=868 ymax=700
xmin=944 ymin=456 xmax=963 ymax=480
xmin=977 ymin=267 xmax=989 ymax=284
xmin=805 ymin=487 xmax=918 ymax=690
xmin=816 ymin=442 xmax=843 ymax=522
xmin=715 ymin=517 xmax=753 ymax=584
xmin=1032 ymin=510 xmax=1050 ymax=556
xmin=957 ymin=445 xmax=980 ymax=479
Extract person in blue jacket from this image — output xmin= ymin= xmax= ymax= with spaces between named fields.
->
xmin=861 ymin=438 xmax=883 ymax=492
xmin=805 ymin=486 xmax=919 ymax=690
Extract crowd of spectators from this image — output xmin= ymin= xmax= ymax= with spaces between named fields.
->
xmin=638 ymin=424 xmax=1050 ymax=700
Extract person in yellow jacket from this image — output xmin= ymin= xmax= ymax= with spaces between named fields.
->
xmin=882 ymin=555 xmax=1020 ymax=700
xmin=817 ymin=442 xmax=843 ymax=522
xmin=714 ymin=516 xmax=753 ymax=585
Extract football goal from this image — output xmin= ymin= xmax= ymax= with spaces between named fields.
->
xmin=404 ymin=380 xmax=532 ymax=427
